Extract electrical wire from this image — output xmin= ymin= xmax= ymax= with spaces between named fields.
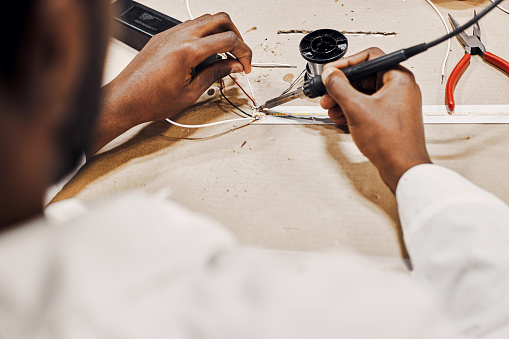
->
xmin=491 ymin=0 xmax=509 ymax=14
xmin=252 ymin=63 xmax=297 ymax=68
xmin=165 ymin=80 xmax=255 ymax=128
xmin=228 ymin=75 xmax=256 ymax=106
xmin=185 ymin=0 xmax=257 ymax=108
xmin=219 ymin=82 xmax=252 ymax=117
xmin=186 ymin=0 xmax=194 ymax=19
xmin=375 ymin=0 xmax=507 ymax=79
xmin=281 ymin=69 xmax=306 ymax=95
xmin=186 ymin=0 xmax=295 ymax=72
xmin=186 ymin=1 xmax=294 ymax=70
xmin=172 ymin=0 xmax=256 ymax=128
xmin=244 ymin=73 xmax=257 ymax=106
xmin=427 ymin=0 xmax=504 ymax=48
xmin=425 ymin=0 xmax=451 ymax=83
xmin=166 ymin=116 xmax=253 ymax=128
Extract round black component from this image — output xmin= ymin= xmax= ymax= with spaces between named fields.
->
xmin=303 ymin=75 xmax=327 ymax=98
xmin=299 ymin=29 xmax=348 ymax=64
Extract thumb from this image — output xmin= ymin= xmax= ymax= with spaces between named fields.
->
xmin=322 ymin=67 xmax=368 ymax=122
xmin=187 ymin=59 xmax=243 ymax=96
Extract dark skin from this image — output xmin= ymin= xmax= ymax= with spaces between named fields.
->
xmin=0 ymin=0 xmax=429 ymax=229
xmin=0 ymin=0 xmax=251 ymax=228
xmin=94 ymin=13 xmax=252 ymax=156
xmin=0 ymin=0 xmax=89 ymax=227
xmin=320 ymin=48 xmax=432 ymax=192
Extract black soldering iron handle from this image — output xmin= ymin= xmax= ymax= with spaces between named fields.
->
xmin=342 ymin=44 xmax=427 ymax=81
xmin=304 ymin=43 xmax=428 ymax=98
xmin=303 ymin=75 xmax=327 ymax=98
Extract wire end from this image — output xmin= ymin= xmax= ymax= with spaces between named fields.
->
xmin=253 ymin=106 xmax=266 ymax=119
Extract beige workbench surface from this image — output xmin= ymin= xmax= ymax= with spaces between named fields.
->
xmin=53 ymin=0 xmax=509 ymax=258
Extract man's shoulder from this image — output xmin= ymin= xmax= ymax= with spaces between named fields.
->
xmin=49 ymin=192 xmax=236 ymax=258
xmin=47 ymin=190 xmax=230 ymax=235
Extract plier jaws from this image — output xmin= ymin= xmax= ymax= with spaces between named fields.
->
xmin=445 ymin=12 xmax=509 ymax=111
xmin=448 ymin=12 xmax=485 ymax=55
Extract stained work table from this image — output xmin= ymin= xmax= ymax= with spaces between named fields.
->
xmin=53 ymin=0 xmax=509 ymax=258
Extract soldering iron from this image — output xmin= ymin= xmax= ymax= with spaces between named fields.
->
xmin=256 ymin=0 xmax=505 ymax=111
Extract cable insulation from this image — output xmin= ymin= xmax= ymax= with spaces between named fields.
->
xmin=219 ymin=81 xmax=252 ymax=117
xmin=173 ymin=0 xmax=256 ymax=128
xmin=166 ymin=116 xmax=253 ymax=128
xmin=228 ymin=75 xmax=256 ymax=106
xmin=244 ymin=73 xmax=257 ymax=106
xmin=427 ymin=0 xmax=504 ymax=48
xmin=186 ymin=0 xmax=194 ymax=19
xmin=491 ymin=0 xmax=509 ymax=14
xmin=425 ymin=0 xmax=451 ymax=83
xmin=252 ymin=63 xmax=296 ymax=68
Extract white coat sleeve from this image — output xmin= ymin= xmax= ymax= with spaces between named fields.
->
xmin=397 ymin=164 xmax=509 ymax=338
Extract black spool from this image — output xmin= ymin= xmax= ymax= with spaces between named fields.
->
xmin=299 ymin=29 xmax=348 ymax=79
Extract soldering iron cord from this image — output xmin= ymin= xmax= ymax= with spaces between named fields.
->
xmin=338 ymin=0 xmax=505 ymax=83
xmin=490 ymin=0 xmax=509 ymax=14
xmin=427 ymin=0 xmax=504 ymax=48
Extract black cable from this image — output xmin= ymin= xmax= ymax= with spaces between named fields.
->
xmin=427 ymin=0 xmax=504 ymax=48
xmin=307 ymin=0 xmax=506 ymax=94
xmin=219 ymin=84 xmax=252 ymax=117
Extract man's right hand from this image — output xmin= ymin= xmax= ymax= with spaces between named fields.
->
xmin=320 ymin=47 xmax=432 ymax=192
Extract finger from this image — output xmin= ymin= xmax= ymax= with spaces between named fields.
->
xmin=321 ymin=67 xmax=370 ymax=124
xmin=186 ymin=59 xmax=241 ymax=100
xmin=370 ymin=65 xmax=416 ymax=101
xmin=323 ymin=48 xmax=385 ymax=92
xmin=320 ymin=94 xmax=337 ymax=110
xmin=381 ymin=65 xmax=414 ymax=88
xmin=188 ymin=31 xmax=252 ymax=74
xmin=190 ymin=13 xmax=244 ymax=42
xmin=323 ymin=47 xmax=386 ymax=71
xmin=352 ymin=76 xmax=378 ymax=92
xmin=331 ymin=115 xmax=347 ymax=125
xmin=328 ymin=106 xmax=347 ymax=125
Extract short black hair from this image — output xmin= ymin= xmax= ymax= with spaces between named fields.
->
xmin=0 ymin=2 xmax=35 ymax=84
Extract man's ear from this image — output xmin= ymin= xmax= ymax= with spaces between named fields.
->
xmin=23 ymin=0 xmax=85 ymax=120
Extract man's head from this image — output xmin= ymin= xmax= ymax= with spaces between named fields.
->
xmin=0 ymin=0 xmax=109 ymax=228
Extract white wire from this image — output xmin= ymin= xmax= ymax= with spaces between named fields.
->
xmin=180 ymin=0 xmax=257 ymax=128
xmin=166 ymin=117 xmax=253 ymax=128
xmin=184 ymin=0 xmax=258 ymax=107
xmin=243 ymin=73 xmax=257 ymax=106
xmin=251 ymin=62 xmax=297 ymax=68
xmin=491 ymin=0 xmax=509 ymax=14
xmin=186 ymin=0 xmax=194 ymax=19
xmin=425 ymin=0 xmax=451 ymax=83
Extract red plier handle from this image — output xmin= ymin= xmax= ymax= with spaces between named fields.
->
xmin=446 ymin=52 xmax=509 ymax=112
xmin=483 ymin=51 xmax=509 ymax=74
xmin=445 ymin=54 xmax=471 ymax=112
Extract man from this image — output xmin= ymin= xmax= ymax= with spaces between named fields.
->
xmin=0 ymin=0 xmax=508 ymax=338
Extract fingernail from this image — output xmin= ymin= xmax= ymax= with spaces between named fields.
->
xmin=231 ymin=65 xmax=243 ymax=73
xmin=321 ymin=67 xmax=335 ymax=83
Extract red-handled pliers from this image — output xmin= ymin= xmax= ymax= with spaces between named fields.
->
xmin=446 ymin=11 xmax=509 ymax=112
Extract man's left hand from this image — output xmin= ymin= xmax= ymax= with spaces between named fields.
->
xmin=92 ymin=13 xmax=252 ymax=155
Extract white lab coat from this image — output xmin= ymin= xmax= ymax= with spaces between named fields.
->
xmin=0 ymin=164 xmax=507 ymax=338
